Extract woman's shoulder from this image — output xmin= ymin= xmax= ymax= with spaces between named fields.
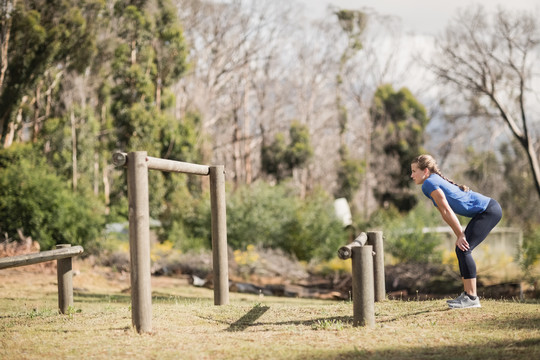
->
xmin=421 ymin=174 xmax=441 ymax=194
xmin=424 ymin=173 xmax=442 ymax=185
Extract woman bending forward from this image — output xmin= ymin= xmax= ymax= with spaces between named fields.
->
xmin=411 ymin=155 xmax=502 ymax=309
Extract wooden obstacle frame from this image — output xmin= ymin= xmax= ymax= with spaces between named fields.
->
xmin=112 ymin=151 xmax=229 ymax=334
xmin=0 ymin=244 xmax=84 ymax=314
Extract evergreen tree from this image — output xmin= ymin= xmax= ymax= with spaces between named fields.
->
xmin=370 ymin=84 xmax=429 ymax=211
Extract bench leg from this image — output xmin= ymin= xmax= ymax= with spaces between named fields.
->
xmin=56 ymin=244 xmax=73 ymax=314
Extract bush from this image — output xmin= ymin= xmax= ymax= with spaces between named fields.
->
xmin=227 ymin=182 xmax=346 ymax=261
xmin=368 ymin=202 xmax=443 ymax=264
xmin=158 ymin=179 xmax=212 ymax=252
xmin=0 ymin=145 xmax=104 ymax=250
xmin=521 ymin=225 xmax=540 ymax=284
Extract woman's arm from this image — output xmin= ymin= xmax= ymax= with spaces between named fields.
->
xmin=430 ymin=189 xmax=470 ymax=251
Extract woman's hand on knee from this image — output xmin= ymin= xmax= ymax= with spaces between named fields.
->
xmin=456 ymin=234 xmax=470 ymax=251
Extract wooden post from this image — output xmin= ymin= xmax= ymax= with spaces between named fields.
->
xmin=210 ymin=165 xmax=229 ymax=305
xmin=127 ymin=151 xmax=152 ymax=333
xmin=368 ymin=231 xmax=386 ymax=302
xmin=56 ymin=244 xmax=73 ymax=314
xmin=352 ymin=245 xmax=375 ymax=327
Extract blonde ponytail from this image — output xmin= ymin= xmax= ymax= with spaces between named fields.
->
xmin=412 ymin=155 xmax=470 ymax=192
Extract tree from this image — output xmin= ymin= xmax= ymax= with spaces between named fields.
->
xmin=370 ymin=84 xmax=429 ymax=211
xmin=334 ymin=145 xmax=365 ymax=202
xmin=428 ymin=5 xmax=540 ymax=200
xmin=0 ymin=0 xmax=97 ymax=147
xmin=332 ymin=9 xmax=367 ymax=204
xmin=261 ymin=121 xmax=313 ymax=183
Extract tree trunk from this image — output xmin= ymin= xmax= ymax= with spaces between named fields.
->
xmin=243 ymin=72 xmax=252 ymax=185
xmin=233 ymin=120 xmax=241 ymax=188
xmin=32 ymin=82 xmax=41 ymax=143
xmin=156 ymin=77 xmax=161 ymax=110
xmin=0 ymin=0 xmax=14 ymax=91
xmin=71 ymin=108 xmax=77 ymax=190
xmin=93 ymin=152 xmax=99 ymax=196
xmin=3 ymin=108 xmax=16 ymax=148
xmin=3 ymin=95 xmax=25 ymax=148
xmin=525 ymin=136 xmax=540 ymax=200
xmin=102 ymin=160 xmax=111 ymax=216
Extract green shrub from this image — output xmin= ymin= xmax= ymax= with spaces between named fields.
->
xmin=227 ymin=182 xmax=346 ymax=261
xmin=368 ymin=202 xmax=443 ymax=264
xmin=157 ymin=177 xmax=212 ymax=252
xmin=0 ymin=145 xmax=104 ymax=250
xmin=521 ymin=225 xmax=540 ymax=284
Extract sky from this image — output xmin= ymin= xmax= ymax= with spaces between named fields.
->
xmin=298 ymin=0 xmax=540 ymax=36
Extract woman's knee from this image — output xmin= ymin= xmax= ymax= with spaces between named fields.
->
xmin=455 ymin=247 xmax=472 ymax=260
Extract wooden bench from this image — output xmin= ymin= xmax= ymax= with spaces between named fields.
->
xmin=0 ymin=244 xmax=84 ymax=314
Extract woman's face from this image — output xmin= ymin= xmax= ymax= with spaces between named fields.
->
xmin=410 ymin=163 xmax=429 ymax=185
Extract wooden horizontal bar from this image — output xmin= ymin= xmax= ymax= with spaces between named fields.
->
xmin=0 ymin=245 xmax=84 ymax=270
xmin=112 ymin=152 xmax=211 ymax=176
xmin=337 ymin=232 xmax=368 ymax=260
xmin=146 ymin=156 xmax=210 ymax=176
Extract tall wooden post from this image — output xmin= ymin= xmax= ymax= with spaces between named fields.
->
xmin=56 ymin=244 xmax=73 ymax=314
xmin=127 ymin=151 xmax=152 ymax=333
xmin=352 ymin=245 xmax=375 ymax=327
xmin=368 ymin=231 xmax=386 ymax=302
xmin=210 ymin=165 xmax=229 ymax=305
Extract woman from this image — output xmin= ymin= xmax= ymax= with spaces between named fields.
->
xmin=410 ymin=155 xmax=502 ymax=309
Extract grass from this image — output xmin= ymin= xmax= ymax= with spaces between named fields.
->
xmin=1 ymin=264 xmax=539 ymax=360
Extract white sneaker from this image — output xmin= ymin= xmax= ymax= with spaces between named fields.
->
xmin=446 ymin=292 xmax=467 ymax=304
xmin=448 ymin=295 xmax=481 ymax=309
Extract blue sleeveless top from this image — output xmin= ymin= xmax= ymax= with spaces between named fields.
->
xmin=422 ymin=174 xmax=490 ymax=218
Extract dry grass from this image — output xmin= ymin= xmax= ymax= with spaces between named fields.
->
xmin=1 ymin=261 xmax=539 ymax=360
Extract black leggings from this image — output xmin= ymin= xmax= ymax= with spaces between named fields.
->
xmin=456 ymin=199 xmax=502 ymax=279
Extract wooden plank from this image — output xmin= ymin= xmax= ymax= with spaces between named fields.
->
xmin=0 ymin=245 xmax=84 ymax=270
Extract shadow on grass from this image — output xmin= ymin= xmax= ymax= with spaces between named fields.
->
xmin=226 ymin=304 xmax=270 ymax=332
xmin=297 ymin=337 xmax=540 ymax=360
xmin=74 ymin=291 xmax=213 ymax=304
xmin=74 ymin=292 xmax=131 ymax=303
xmin=254 ymin=308 xmax=450 ymax=328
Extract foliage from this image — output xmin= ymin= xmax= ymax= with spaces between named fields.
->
xmin=462 ymin=144 xmax=539 ymax=227
xmin=110 ymin=0 xmax=187 ymax=154
xmin=0 ymin=145 xmax=104 ymax=250
xmin=521 ymin=226 xmax=540 ymax=283
xmin=0 ymin=0 xmax=102 ymax=144
xmin=499 ymin=142 xmax=540 ymax=226
xmin=370 ymin=84 xmax=429 ymax=212
xmin=0 ymin=0 xmax=98 ymax=144
xmin=310 ymin=256 xmax=352 ymax=277
xmin=233 ymin=244 xmax=260 ymax=275
xmin=334 ymin=145 xmax=365 ymax=201
xmin=261 ymin=121 xmax=313 ymax=182
xmin=159 ymin=183 xmax=211 ymax=252
xmin=226 ymin=182 xmax=346 ymax=261
xmin=368 ymin=202 xmax=443 ymax=264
